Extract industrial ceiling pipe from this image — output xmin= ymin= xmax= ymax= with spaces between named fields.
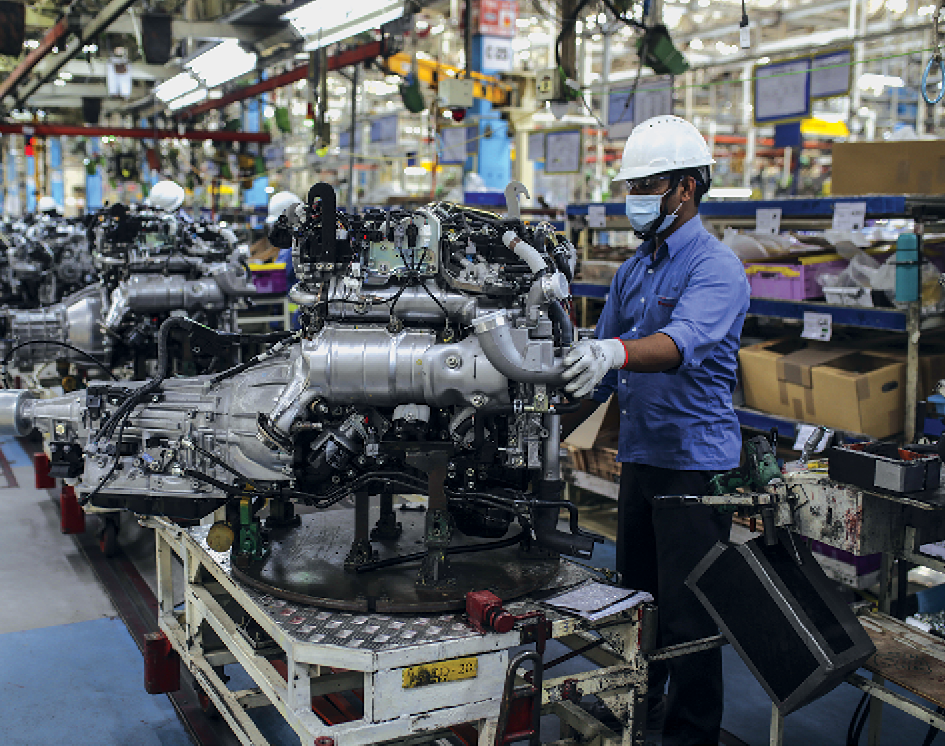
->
xmin=14 ymin=0 xmax=141 ymax=108
xmin=0 ymin=17 xmax=69 ymax=104
xmin=0 ymin=123 xmax=271 ymax=142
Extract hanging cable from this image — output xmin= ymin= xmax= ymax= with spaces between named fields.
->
xmin=1 ymin=340 xmax=117 ymax=386
xmin=923 ymin=0 xmax=945 ymax=104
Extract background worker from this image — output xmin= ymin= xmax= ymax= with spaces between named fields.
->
xmin=561 ymin=115 xmax=751 ymax=746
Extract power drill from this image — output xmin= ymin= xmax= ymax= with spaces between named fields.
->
xmin=709 ymin=431 xmax=783 ymax=497
xmin=709 ymin=431 xmax=783 ymax=544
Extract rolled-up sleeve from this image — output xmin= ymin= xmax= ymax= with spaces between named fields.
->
xmin=660 ymin=252 xmax=749 ymax=369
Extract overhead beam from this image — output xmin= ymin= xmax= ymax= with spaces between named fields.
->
xmin=16 ymin=0 xmax=142 ymax=107
xmin=33 ymin=58 xmax=170 ymax=82
xmin=0 ymin=123 xmax=271 ymax=143
xmin=88 ymin=15 xmax=288 ymax=43
xmin=176 ymin=39 xmax=390 ymax=119
xmin=0 ymin=18 xmax=69 ymax=103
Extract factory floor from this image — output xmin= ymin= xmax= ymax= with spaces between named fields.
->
xmin=0 ymin=434 xmax=940 ymax=746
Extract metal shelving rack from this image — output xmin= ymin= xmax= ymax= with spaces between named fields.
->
xmin=565 ymin=195 xmax=945 ymax=467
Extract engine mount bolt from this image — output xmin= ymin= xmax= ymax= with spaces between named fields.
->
xmin=445 ymin=355 xmax=461 ymax=369
xmin=470 ymin=394 xmax=486 ymax=408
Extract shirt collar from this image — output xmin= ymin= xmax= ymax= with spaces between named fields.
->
xmin=635 ymin=215 xmax=703 ymax=264
xmin=663 ymin=214 xmax=703 ymax=258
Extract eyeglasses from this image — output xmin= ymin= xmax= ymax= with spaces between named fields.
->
xmin=626 ymin=174 xmax=670 ymax=194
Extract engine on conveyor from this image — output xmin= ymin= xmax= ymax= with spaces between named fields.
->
xmin=0 ymin=202 xmax=256 ymax=376
xmin=0 ymin=183 xmax=599 ymax=605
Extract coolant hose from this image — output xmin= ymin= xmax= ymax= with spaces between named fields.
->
xmin=473 ymin=310 xmax=567 ymax=386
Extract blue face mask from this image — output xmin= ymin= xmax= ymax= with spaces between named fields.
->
xmin=625 ymin=189 xmax=680 ymax=235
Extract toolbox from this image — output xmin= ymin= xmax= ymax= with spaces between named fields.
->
xmin=828 ymin=442 xmax=941 ymax=494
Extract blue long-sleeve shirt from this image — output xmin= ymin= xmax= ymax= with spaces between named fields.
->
xmin=592 ymin=215 xmax=750 ymax=470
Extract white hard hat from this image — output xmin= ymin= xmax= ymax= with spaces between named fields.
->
xmin=267 ymin=191 xmax=302 ymax=225
xmin=613 ymin=115 xmax=715 ymax=183
xmin=37 ymin=196 xmax=58 ymax=213
xmin=148 ymin=180 xmax=185 ymax=211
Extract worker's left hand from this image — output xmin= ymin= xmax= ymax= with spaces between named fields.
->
xmin=562 ymin=339 xmax=626 ymax=398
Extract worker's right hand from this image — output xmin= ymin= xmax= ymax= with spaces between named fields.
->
xmin=562 ymin=339 xmax=626 ymax=398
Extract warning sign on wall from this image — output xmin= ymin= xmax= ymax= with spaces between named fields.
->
xmin=477 ymin=0 xmax=516 ymax=38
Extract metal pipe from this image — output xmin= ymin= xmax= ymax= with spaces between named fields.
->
xmin=177 ymin=40 xmax=387 ymax=119
xmin=0 ymin=123 xmax=270 ymax=143
xmin=0 ymin=18 xmax=69 ymax=103
xmin=16 ymin=0 xmax=140 ymax=106
xmin=347 ymin=64 xmax=358 ymax=214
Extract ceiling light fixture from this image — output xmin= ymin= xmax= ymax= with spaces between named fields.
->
xmin=186 ymin=40 xmax=257 ymax=88
xmin=168 ymin=88 xmax=208 ymax=111
xmin=155 ymin=72 xmax=199 ymax=102
xmin=284 ymin=0 xmax=404 ymax=51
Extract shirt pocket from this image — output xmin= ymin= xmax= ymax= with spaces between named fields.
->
xmin=643 ymin=294 xmax=679 ymax=333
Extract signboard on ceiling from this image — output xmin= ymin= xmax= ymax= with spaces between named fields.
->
xmin=543 ymin=129 xmax=583 ymax=174
xmin=527 ymin=131 xmax=545 ymax=161
xmin=482 ymin=36 xmax=514 ymax=72
xmin=810 ymin=47 xmax=853 ymax=99
xmin=370 ymin=114 xmax=399 ymax=146
xmin=607 ymin=75 xmax=673 ymax=139
xmin=440 ymin=126 xmax=471 ymax=164
xmin=477 ymin=0 xmax=516 ymax=38
xmin=753 ymin=57 xmax=811 ymax=125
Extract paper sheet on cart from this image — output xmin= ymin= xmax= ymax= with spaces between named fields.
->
xmin=919 ymin=541 xmax=945 ymax=560
xmin=543 ymin=579 xmax=653 ymax=621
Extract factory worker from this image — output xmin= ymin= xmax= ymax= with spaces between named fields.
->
xmin=561 ymin=115 xmax=750 ymax=746
xmin=147 ymin=180 xmax=186 ymax=212
xmin=266 ymin=191 xmax=301 ymax=290
xmin=37 ymin=195 xmax=61 ymax=217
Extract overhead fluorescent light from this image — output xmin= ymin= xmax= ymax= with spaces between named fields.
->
xmin=707 ymin=187 xmax=752 ymax=199
xmin=168 ymin=88 xmax=208 ymax=111
xmin=155 ymin=72 xmax=199 ymax=102
xmin=284 ymin=0 xmax=403 ymax=51
xmin=186 ymin=40 xmax=257 ymax=88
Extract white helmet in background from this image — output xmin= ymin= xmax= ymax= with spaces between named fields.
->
xmin=148 ymin=180 xmax=185 ymax=211
xmin=267 ymin=191 xmax=302 ymax=225
xmin=37 ymin=196 xmax=58 ymax=214
xmin=613 ymin=115 xmax=715 ymax=183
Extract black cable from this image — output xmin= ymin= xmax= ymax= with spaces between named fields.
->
xmin=1 ymin=340 xmax=117 ymax=385
xmin=79 ymin=414 xmax=128 ymax=507
xmin=847 ymin=692 xmax=869 ymax=746
xmin=185 ymin=440 xmax=260 ymax=490
xmin=556 ymin=0 xmax=592 ymax=67
xmin=354 ymin=526 xmax=527 ymax=573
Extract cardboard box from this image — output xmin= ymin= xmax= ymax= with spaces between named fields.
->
xmin=739 ymin=338 xmax=907 ymax=437
xmin=869 ymin=342 xmax=945 ymax=399
xmin=832 ymin=140 xmax=945 ymax=195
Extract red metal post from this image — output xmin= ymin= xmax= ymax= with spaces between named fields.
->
xmin=144 ymin=631 xmax=181 ymax=694
xmin=33 ymin=452 xmax=56 ymax=489
xmin=60 ymin=484 xmax=86 ymax=535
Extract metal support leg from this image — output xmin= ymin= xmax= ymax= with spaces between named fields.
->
xmin=344 ymin=491 xmax=375 ymax=570
xmin=371 ymin=492 xmax=403 ymax=540
xmin=867 ymin=673 xmax=885 ymax=746
xmin=878 ymin=553 xmax=895 ymax=615
xmin=769 ymin=703 xmax=785 ymax=746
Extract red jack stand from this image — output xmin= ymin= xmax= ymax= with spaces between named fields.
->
xmin=144 ymin=631 xmax=181 ymax=694
xmin=60 ymin=485 xmax=86 ymax=535
xmin=34 ymin=452 xmax=56 ymax=489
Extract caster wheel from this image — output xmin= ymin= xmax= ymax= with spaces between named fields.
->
xmin=99 ymin=518 xmax=118 ymax=558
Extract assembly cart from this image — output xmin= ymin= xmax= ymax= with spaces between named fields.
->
xmin=144 ymin=516 xmax=658 ymax=746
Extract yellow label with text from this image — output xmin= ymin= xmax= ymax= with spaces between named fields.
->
xmin=402 ymin=656 xmax=478 ymax=689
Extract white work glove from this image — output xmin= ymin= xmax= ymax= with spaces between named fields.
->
xmin=562 ymin=339 xmax=626 ymax=398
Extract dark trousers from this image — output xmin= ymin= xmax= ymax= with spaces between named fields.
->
xmin=617 ymin=463 xmax=732 ymax=746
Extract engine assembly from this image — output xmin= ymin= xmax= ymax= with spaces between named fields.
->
xmin=0 ymin=202 xmax=256 ymax=377
xmin=0 ymin=183 xmax=600 ymax=611
xmin=0 ymin=213 xmax=95 ymax=307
